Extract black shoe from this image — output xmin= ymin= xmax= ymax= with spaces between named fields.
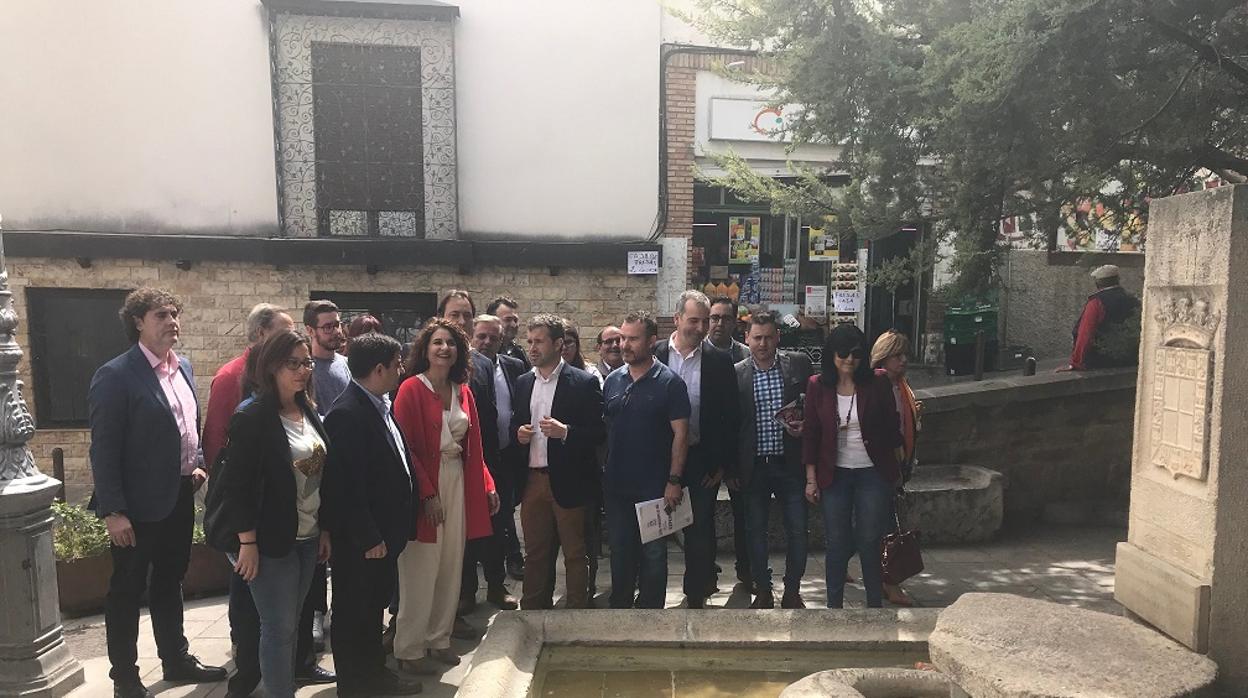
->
xmin=458 ymin=595 xmax=477 ymax=615
xmin=750 ymin=589 xmax=775 ymax=609
xmin=451 ymin=616 xmax=482 ymax=641
xmin=781 ymin=589 xmax=806 ymax=609
xmin=339 ymin=670 xmax=423 ymax=696
xmin=162 ymin=655 xmax=228 ymax=683
xmin=113 ymin=680 xmax=153 ymax=698
xmin=487 ymin=583 xmax=519 ymax=610
xmin=687 ymin=596 xmax=705 ymax=609
xmin=294 ymin=664 xmax=337 ymax=685
xmin=506 ymin=557 xmax=525 ymax=581
xmin=312 ymin=610 xmax=326 ymax=652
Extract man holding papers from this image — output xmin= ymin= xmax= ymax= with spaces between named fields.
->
xmin=512 ymin=314 xmax=606 ymax=609
xmin=602 ymin=311 xmax=691 ymax=609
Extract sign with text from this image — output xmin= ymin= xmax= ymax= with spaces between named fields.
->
xmin=804 ymin=285 xmax=828 ymax=319
xmin=833 ymin=289 xmax=861 ymax=314
xmin=627 ymin=250 xmax=660 ymax=275
xmin=635 ymin=488 xmax=693 ymax=544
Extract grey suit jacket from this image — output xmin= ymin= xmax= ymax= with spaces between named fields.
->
xmin=733 ymin=350 xmax=813 ymax=484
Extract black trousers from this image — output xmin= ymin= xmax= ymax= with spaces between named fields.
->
xmin=681 ymin=444 xmax=720 ymax=600
xmin=461 ymin=459 xmax=513 ymax=598
xmin=227 ymin=571 xmax=260 ymax=695
xmin=106 ymin=477 xmax=194 ymax=683
xmin=728 ymin=485 xmax=751 ymax=582
xmin=330 ymin=539 xmax=398 ymax=684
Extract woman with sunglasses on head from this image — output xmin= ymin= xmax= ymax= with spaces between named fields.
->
xmin=870 ymin=330 xmax=920 ymax=607
xmin=214 ymin=329 xmax=332 ymax=698
xmin=802 ymin=323 xmax=903 ymax=608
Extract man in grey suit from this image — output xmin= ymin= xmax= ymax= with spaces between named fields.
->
xmin=728 ymin=311 xmax=813 ymax=609
xmin=89 ymin=287 xmax=226 ymax=698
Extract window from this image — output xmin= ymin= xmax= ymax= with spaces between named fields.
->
xmin=311 ymin=291 xmax=437 ymax=347
xmin=27 ymin=288 xmax=131 ymax=428
xmin=312 ymin=43 xmax=424 ymax=237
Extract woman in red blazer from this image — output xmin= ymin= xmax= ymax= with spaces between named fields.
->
xmin=802 ymin=323 xmax=902 ymax=608
xmin=392 ymin=319 xmax=498 ymax=673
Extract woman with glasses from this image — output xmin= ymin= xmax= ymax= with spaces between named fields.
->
xmin=561 ymin=322 xmax=589 ymax=370
xmin=802 ymin=323 xmax=903 ymax=608
xmin=214 ymin=329 xmax=332 ymax=698
xmin=392 ymin=319 xmax=500 ymax=674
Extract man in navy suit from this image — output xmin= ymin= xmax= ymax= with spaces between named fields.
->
xmin=322 ymin=333 xmax=422 ymax=697
xmin=88 ymin=287 xmax=226 ymax=698
xmin=511 ymin=314 xmax=605 ymax=609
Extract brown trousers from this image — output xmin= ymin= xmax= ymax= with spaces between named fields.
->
xmin=520 ymin=470 xmax=589 ymax=609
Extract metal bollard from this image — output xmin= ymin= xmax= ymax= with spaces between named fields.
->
xmin=52 ymin=448 xmax=66 ymax=503
xmin=973 ymin=330 xmax=986 ymax=381
xmin=1024 ymin=356 xmax=1037 ymax=376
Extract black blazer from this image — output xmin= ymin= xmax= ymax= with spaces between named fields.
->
xmin=88 ymin=344 xmax=200 ymax=522
xmin=654 ymin=338 xmax=739 ymax=479
xmin=321 ymin=383 xmax=415 ymax=559
xmin=510 ymin=364 xmax=606 ymax=508
xmin=495 ymin=353 xmax=528 ymax=451
xmin=469 ymin=349 xmax=500 ymax=469
xmin=215 ymin=395 xmax=330 ymax=557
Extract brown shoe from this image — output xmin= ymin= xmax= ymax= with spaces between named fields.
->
xmin=487 ymin=584 xmax=518 ymax=610
xmin=749 ymin=589 xmax=775 ymax=609
xmin=780 ymin=590 xmax=805 ymax=609
xmin=884 ymin=583 xmax=914 ymax=607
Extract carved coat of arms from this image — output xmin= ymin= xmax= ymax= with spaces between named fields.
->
xmin=1151 ymin=294 xmax=1220 ymax=481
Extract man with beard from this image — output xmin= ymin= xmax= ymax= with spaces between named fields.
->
xmin=487 ymin=296 xmax=531 ymax=370
xmin=708 ymin=296 xmax=749 ymax=363
xmin=587 ymin=325 xmax=623 ymax=386
xmin=653 ymin=291 xmax=738 ymax=608
xmin=602 ymin=311 xmax=689 ymax=608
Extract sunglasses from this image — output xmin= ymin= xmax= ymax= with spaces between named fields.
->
xmin=834 ymin=346 xmax=863 ymax=359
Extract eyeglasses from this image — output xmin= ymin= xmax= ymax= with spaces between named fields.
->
xmin=600 ymin=337 xmax=622 ymax=346
xmin=284 ymin=358 xmax=315 ymax=371
xmin=314 ymin=322 xmax=343 ymax=333
xmin=709 ymin=314 xmax=735 ymax=323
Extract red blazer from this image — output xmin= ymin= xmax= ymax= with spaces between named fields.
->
xmin=393 ymin=376 xmax=496 ymax=544
xmin=801 ymin=374 xmax=903 ymax=489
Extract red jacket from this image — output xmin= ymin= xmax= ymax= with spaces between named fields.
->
xmin=801 ymin=374 xmax=903 ymax=489
xmin=203 ymin=349 xmax=249 ymax=469
xmin=393 ymin=376 xmax=496 ymax=544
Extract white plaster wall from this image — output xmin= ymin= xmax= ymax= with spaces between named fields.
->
xmin=0 ymin=0 xmax=280 ymax=235
xmin=693 ymin=71 xmax=841 ymax=175
xmin=453 ymin=0 xmax=662 ymax=239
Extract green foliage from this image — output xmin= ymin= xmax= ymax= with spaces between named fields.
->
xmin=51 ymin=501 xmax=110 ymax=562
xmin=687 ymin=0 xmax=1248 ymax=294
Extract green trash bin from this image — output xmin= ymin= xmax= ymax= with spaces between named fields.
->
xmin=944 ymin=303 xmax=998 ymax=375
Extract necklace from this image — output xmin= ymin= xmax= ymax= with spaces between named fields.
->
xmin=840 ymin=392 xmax=855 ymax=431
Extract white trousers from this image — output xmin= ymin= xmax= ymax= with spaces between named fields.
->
xmin=395 ymin=454 xmax=466 ymax=658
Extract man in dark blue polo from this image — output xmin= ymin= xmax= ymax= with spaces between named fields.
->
xmin=602 ymin=311 xmax=690 ymax=609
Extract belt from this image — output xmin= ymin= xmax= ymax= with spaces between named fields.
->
xmin=530 ymin=468 xmax=550 ymax=475
xmin=754 ymin=455 xmax=786 ymax=466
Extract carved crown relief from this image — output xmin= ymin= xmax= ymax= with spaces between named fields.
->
xmin=1151 ymin=292 xmax=1218 ymax=482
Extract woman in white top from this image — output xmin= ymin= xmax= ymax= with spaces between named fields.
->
xmin=393 ymin=320 xmax=499 ymax=675
xmin=216 ymin=329 xmax=332 ymax=698
xmin=801 ymin=324 xmax=903 ymax=608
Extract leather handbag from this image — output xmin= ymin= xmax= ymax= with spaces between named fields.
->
xmin=881 ymin=494 xmax=924 ymax=585
xmin=201 ymin=445 xmax=238 ymax=554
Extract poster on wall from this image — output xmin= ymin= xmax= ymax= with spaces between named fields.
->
xmin=728 ymin=216 xmax=761 ymax=264
xmin=808 ymin=225 xmax=839 ymax=262
xmin=833 ymin=290 xmax=861 ymax=314
xmin=804 ymin=285 xmax=828 ymax=319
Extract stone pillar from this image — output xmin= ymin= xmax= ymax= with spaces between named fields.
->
xmin=0 ymin=216 xmax=84 ymax=697
xmin=1114 ymin=184 xmax=1248 ymax=691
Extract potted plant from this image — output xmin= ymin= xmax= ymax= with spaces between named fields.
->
xmin=52 ymin=502 xmax=232 ymax=617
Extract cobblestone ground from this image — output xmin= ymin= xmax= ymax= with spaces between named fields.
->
xmin=62 ymin=523 xmax=1124 ymax=697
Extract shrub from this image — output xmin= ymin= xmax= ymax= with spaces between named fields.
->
xmin=51 ymin=501 xmax=109 ymax=562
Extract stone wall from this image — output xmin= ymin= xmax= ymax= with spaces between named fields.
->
xmin=10 ymin=256 xmax=656 ymax=501
xmin=1000 ymin=249 xmax=1144 ymax=361
xmin=914 ymin=367 xmax=1137 ymax=525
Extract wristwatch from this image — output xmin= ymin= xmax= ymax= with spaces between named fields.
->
xmin=667 ymin=474 xmax=682 ymax=486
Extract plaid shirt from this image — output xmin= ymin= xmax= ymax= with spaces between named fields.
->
xmin=753 ymin=358 xmax=785 ymax=456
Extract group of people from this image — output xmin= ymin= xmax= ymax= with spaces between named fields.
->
xmin=88 ymin=285 xmax=923 ymax=698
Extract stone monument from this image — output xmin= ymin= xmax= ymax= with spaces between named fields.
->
xmin=1115 ymin=183 xmax=1248 ymax=691
xmin=0 ymin=215 xmax=84 ymax=696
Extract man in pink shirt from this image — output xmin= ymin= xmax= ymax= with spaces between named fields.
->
xmin=89 ymin=287 xmax=226 ymax=698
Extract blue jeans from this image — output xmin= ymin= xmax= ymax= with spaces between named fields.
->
xmin=605 ymin=494 xmax=668 ymax=608
xmin=821 ymin=467 xmax=894 ymax=608
xmin=235 ymin=537 xmax=318 ymax=698
xmin=744 ymin=463 xmax=808 ymax=593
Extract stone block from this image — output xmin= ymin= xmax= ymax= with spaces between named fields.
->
xmin=1114 ymin=542 xmax=1209 ymax=652
xmin=929 ymin=593 xmax=1216 ymax=698
xmin=901 ymin=465 xmax=1003 ymax=544
xmin=780 ymin=668 xmax=949 ymax=698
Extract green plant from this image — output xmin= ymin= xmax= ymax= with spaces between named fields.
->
xmin=51 ymin=501 xmax=110 ymax=562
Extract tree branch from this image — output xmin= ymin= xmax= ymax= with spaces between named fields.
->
xmin=1144 ymin=12 xmax=1248 ymax=88
xmin=1115 ymin=61 xmax=1200 ymax=139
xmin=1195 ymin=143 xmax=1248 ymax=180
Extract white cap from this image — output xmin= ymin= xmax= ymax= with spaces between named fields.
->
xmin=1090 ymin=264 xmax=1120 ymax=280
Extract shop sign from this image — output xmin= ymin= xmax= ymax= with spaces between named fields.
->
xmin=808 ymin=225 xmax=839 ymax=262
xmin=833 ymin=290 xmax=861 ymax=314
xmin=709 ymin=98 xmax=801 ymax=142
xmin=627 ymin=250 xmax=660 ymax=275
xmin=728 ymin=216 xmax=761 ymax=264
xmin=804 ymin=285 xmax=827 ymax=319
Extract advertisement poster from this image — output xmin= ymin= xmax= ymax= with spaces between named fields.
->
xmin=804 ymin=285 xmax=827 ymax=319
xmin=833 ymin=290 xmax=861 ymax=314
xmin=729 ymin=216 xmax=761 ymax=264
xmin=808 ymin=226 xmax=839 ymax=262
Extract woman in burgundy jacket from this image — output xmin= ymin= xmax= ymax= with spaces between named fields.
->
xmin=802 ymin=323 xmax=903 ymax=608
xmin=392 ymin=319 xmax=498 ymax=673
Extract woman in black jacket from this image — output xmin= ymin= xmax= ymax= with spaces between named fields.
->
xmin=217 ymin=329 xmax=331 ymax=698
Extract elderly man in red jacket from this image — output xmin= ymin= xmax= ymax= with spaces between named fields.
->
xmin=1059 ymin=265 xmax=1140 ymax=372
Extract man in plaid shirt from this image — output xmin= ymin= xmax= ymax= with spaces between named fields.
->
xmin=729 ymin=312 xmax=813 ymax=609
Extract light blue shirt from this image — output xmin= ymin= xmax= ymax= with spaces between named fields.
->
xmin=353 ymin=380 xmax=410 ymax=478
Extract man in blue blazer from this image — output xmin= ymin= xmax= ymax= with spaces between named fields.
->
xmin=511 ymin=314 xmax=605 ymax=609
xmin=88 ymin=288 xmax=226 ymax=698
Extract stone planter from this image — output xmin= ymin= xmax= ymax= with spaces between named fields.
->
xmin=57 ymin=543 xmax=232 ymax=617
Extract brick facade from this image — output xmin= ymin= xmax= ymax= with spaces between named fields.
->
xmin=10 ymin=256 xmax=655 ymax=501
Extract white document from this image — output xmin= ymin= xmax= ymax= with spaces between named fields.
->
xmin=635 ymin=488 xmax=693 ymax=544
